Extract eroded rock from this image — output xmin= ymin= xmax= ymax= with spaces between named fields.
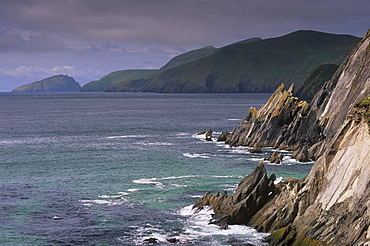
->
xmin=193 ymin=162 xmax=276 ymax=228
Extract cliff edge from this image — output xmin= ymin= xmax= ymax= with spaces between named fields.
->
xmin=194 ymin=29 xmax=370 ymax=245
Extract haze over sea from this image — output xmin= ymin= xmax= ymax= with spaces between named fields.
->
xmin=0 ymin=92 xmax=313 ymax=245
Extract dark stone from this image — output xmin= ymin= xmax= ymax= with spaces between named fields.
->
xmin=249 ymin=144 xmax=262 ymax=153
xmin=265 ymin=151 xmax=283 ymax=164
xmin=292 ymin=145 xmax=310 ymax=162
xmin=205 ymin=128 xmax=213 ymax=141
xmin=166 ymin=238 xmax=179 ymax=243
xmin=143 ymin=238 xmax=158 ymax=244
xmin=193 ymin=162 xmax=276 ymax=228
xmin=217 ymin=131 xmax=231 ymax=141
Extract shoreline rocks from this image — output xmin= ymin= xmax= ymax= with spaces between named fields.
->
xmin=193 ymin=162 xmax=276 ymax=229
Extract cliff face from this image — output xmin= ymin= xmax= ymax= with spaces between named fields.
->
xmin=194 ymin=29 xmax=370 ymax=245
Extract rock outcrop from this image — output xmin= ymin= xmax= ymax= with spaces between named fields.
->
xmin=193 ymin=162 xmax=276 ymax=229
xmin=225 ymin=82 xmax=323 ymax=160
xmin=194 ymin=29 xmax=370 ymax=245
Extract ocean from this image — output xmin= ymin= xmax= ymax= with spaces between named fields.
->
xmin=0 ymin=92 xmax=314 ymax=245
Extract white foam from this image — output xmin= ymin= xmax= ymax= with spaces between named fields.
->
xmin=192 ymin=133 xmax=206 ymax=139
xmin=179 ymin=205 xmax=269 ymax=243
xmin=274 ymin=176 xmax=284 ymax=184
xmin=248 ymin=157 xmax=264 ymax=162
xmin=118 ymin=192 xmax=130 ymax=196
xmin=127 ymin=188 xmax=139 ymax=192
xmin=159 ymin=175 xmax=200 ymax=180
xmin=106 ymin=135 xmax=150 ymax=139
xmin=132 ymin=178 xmax=164 ymax=187
xmin=136 ymin=141 xmax=173 ymax=146
xmin=183 ymin=153 xmax=210 ymax=159
xmin=79 ymin=199 xmax=124 ymax=206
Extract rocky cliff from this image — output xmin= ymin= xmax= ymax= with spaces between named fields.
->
xmin=12 ymin=75 xmax=81 ymax=92
xmin=194 ymin=29 xmax=370 ymax=245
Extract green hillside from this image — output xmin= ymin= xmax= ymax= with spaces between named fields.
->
xmin=295 ymin=64 xmax=339 ymax=102
xmin=136 ymin=30 xmax=360 ymax=93
xmin=12 ymin=75 xmax=81 ymax=92
xmin=160 ymin=45 xmax=218 ymax=71
xmin=80 ymin=69 xmax=157 ymax=92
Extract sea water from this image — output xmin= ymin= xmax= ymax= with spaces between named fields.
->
xmin=0 ymin=92 xmax=314 ymax=245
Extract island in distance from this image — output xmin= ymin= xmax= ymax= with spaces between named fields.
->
xmin=12 ymin=75 xmax=81 ymax=92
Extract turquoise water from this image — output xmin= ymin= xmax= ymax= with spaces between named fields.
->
xmin=0 ymin=92 xmax=313 ymax=245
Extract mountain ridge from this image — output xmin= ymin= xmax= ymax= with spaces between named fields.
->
xmin=109 ymin=30 xmax=360 ymax=93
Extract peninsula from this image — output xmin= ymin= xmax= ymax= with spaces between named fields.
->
xmin=12 ymin=75 xmax=81 ymax=92
xmin=194 ymin=29 xmax=370 ymax=245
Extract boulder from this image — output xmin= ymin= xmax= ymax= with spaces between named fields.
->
xmin=265 ymin=151 xmax=283 ymax=164
xmin=292 ymin=146 xmax=310 ymax=162
xmin=143 ymin=238 xmax=158 ymax=244
xmin=217 ymin=131 xmax=231 ymax=141
xmin=205 ymin=128 xmax=213 ymax=141
xmin=249 ymin=144 xmax=262 ymax=153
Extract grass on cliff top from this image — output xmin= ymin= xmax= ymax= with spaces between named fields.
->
xmin=357 ymin=96 xmax=370 ymax=126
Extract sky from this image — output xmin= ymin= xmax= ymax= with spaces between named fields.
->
xmin=0 ymin=0 xmax=369 ymax=91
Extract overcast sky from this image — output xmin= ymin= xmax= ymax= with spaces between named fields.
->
xmin=0 ymin=0 xmax=369 ymax=91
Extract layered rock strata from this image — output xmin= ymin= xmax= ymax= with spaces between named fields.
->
xmin=193 ymin=161 xmax=276 ymax=229
xmin=195 ymin=29 xmax=370 ymax=245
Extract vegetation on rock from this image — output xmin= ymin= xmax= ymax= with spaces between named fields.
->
xmin=81 ymin=69 xmax=157 ymax=92
xmin=295 ymin=64 xmax=339 ymax=102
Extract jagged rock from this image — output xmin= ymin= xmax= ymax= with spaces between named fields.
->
xmin=249 ymin=144 xmax=262 ymax=153
xmin=248 ymin=29 xmax=370 ymax=245
xmin=225 ymin=83 xmax=323 ymax=153
xmin=265 ymin=151 xmax=283 ymax=164
xmin=193 ymin=162 xmax=276 ymax=228
xmin=166 ymin=238 xmax=179 ymax=243
xmin=143 ymin=237 xmax=158 ymax=244
xmin=217 ymin=131 xmax=231 ymax=141
xmin=292 ymin=146 xmax=310 ymax=162
xmin=205 ymin=128 xmax=213 ymax=141
xmin=197 ymin=129 xmax=207 ymax=135
xmin=196 ymin=29 xmax=370 ymax=245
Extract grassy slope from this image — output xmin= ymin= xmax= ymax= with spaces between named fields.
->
xmin=160 ymin=45 xmax=218 ymax=71
xmin=81 ymin=69 xmax=157 ymax=92
xmin=140 ymin=30 xmax=360 ymax=93
xmin=12 ymin=75 xmax=80 ymax=92
xmin=295 ymin=64 xmax=339 ymax=102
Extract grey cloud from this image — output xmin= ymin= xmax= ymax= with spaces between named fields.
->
xmin=0 ymin=28 xmax=66 ymax=52
xmin=0 ymin=0 xmax=368 ymax=49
